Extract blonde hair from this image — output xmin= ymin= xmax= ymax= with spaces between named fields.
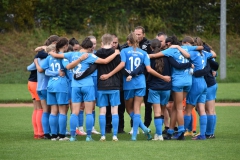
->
xmin=46 ymin=44 xmax=56 ymax=53
xmin=127 ymin=32 xmax=139 ymax=49
xmin=101 ymin=34 xmax=113 ymax=45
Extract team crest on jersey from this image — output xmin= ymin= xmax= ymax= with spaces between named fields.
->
xmin=142 ymin=45 xmax=147 ymax=50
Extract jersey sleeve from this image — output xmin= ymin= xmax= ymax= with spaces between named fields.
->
xmin=27 ymin=62 xmax=36 ymax=71
xmin=40 ymin=56 xmax=50 ymax=70
xmin=162 ymin=48 xmax=174 ymax=57
xmin=63 ymin=52 xmax=72 ymax=60
xmin=187 ymin=46 xmax=198 ymax=51
xmin=143 ymin=53 xmax=150 ymax=66
xmin=88 ymin=54 xmax=98 ymax=64
xmin=120 ymin=49 xmax=126 ymax=62
xmin=62 ymin=58 xmax=70 ymax=68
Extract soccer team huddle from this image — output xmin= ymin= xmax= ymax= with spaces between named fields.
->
xmin=27 ymin=26 xmax=218 ymax=142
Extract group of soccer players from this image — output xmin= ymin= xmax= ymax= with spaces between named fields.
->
xmin=27 ymin=26 xmax=218 ymax=142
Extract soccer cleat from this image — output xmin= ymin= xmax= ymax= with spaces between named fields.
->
xmin=100 ymin=136 xmax=106 ymax=141
xmin=144 ymin=128 xmax=152 ymax=140
xmin=162 ymin=129 xmax=168 ymax=135
xmin=69 ymin=136 xmax=77 ymax=142
xmin=131 ymin=136 xmax=137 ymax=141
xmin=86 ymin=136 xmax=94 ymax=142
xmin=76 ymin=128 xmax=87 ymax=136
xmin=206 ymin=134 xmax=215 ymax=139
xmin=192 ymin=135 xmax=206 ymax=140
xmin=65 ymin=130 xmax=70 ymax=136
xmin=152 ymin=134 xmax=164 ymax=141
xmin=184 ymin=131 xmax=194 ymax=137
xmin=163 ymin=133 xmax=172 ymax=140
xmin=91 ymin=127 xmax=100 ymax=134
xmin=172 ymin=132 xmax=185 ymax=140
xmin=128 ymin=128 xmax=139 ymax=135
xmin=59 ymin=137 xmax=70 ymax=141
xmin=34 ymin=134 xmax=38 ymax=139
xmin=51 ymin=137 xmax=60 ymax=141
xmin=193 ymin=132 xmax=200 ymax=137
xmin=38 ymin=135 xmax=45 ymax=139
xmin=112 ymin=136 xmax=118 ymax=141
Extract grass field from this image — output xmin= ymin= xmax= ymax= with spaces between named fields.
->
xmin=0 ymin=83 xmax=240 ymax=103
xmin=0 ymin=106 xmax=240 ymax=160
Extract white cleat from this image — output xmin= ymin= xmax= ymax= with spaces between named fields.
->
xmin=112 ymin=136 xmax=118 ymax=141
xmin=152 ymin=134 xmax=164 ymax=141
xmin=100 ymin=136 xmax=106 ymax=141
xmin=92 ymin=127 xmax=100 ymax=134
xmin=59 ymin=137 xmax=70 ymax=141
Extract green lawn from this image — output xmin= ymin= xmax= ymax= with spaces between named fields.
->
xmin=0 ymin=106 xmax=239 ymax=160
xmin=0 ymin=83 xmax=240 ymax=103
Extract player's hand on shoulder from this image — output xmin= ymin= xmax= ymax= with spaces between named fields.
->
xmin=114 ymin=49 xmax=120 ymax=55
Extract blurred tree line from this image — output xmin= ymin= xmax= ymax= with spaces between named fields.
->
xmin=0 ymin=0 xmax=239 ymax=35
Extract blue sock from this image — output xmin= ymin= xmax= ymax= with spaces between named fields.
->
xmin=129 ymin=112 xmax=134 ymax=120
xmin=206 ymin=115 xmax=214 ymax=135
xmin=213 ymin=115 xmax=217 ymax=135
xmin=139 ymin=118 xmax=147 ymax=132
xmin=178 ymin=125 xmax=185 ymax=133
xmin=200 ymin=115 xmax=207 ymax=136
xmin=132 ymin=114 xmax=140 ymax=138
xmin=78 ymin=111 xmax=84 ymax=127
xmin=99 ymin=115 xmax=106 ymax=136
xmin=42 ymin=112 xmax=50 ymax=134
xmin=167 ymin=129 xmax=174 ymax=135
xmin=86 ymin=114 xmax=93 ymax=136
xmin=112 ymin=114 xmax=119 ymax=136
xmin=92 ymin=111 xmax=95 ymax=127
xmin=188 ymin=115 xmax=193 ymax=131
xmin=49 ymin=114 xmax=58 ymax=135
xmin=58 ymin=114 xmax=67 ymax=135
xmin=154 ymin=118 xmax=163 ymax=135
xmin=184 ymin=115 xmax=191 ymax=131
xmin=70 ymin=114 xmax=78 ymax=137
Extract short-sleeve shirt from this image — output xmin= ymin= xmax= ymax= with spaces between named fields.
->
xmin=64 ymin=51 xmax=98 ymax=87
xmin=120 ymin=46 xmax=150 ymax=90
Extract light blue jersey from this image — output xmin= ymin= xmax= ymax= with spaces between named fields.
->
xmin=162 ymin=46 xmax=197 ymax=87
xmin=91 ymin=50 xmax=98 ymax=77
xmin=121 ymin=46 xmax=150 ymax=90
xmin=64 ymin=51 xmax=98 ymax=87
xmin=189 ymin=50 xmax=213 ymax=72
xmin=37 ymin=58 xmax=49 ymax=91
xmin=40 ymin=55 xmax=68 ymax=93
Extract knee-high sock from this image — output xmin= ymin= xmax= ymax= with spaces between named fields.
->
xmin=154 ymin=117 xmax=163 ymax=135
xmin=188 ymin=116 xmax=193 ymax=131
xmin=86 ymin=114 xmax=93 ymax=136
xmin=130 ymin=112 xmax=134 ymax=128
xmin=32 ymin=110 xmax=38 ymax=135
xmin=178 ymin=125 xmax=185 ymax=133
xmin=42 ymin=112 xmax=50 ymax=134
xmin=132 ymin=114 xmax=140 ymax=138
xmin=206 ymin=115 xmax=214 ymax=135
xmin=192 ymin=109 xmax=197 ymax=132
xmin=184 ymin=115 xmax=191 ymax=131
xmin=70 ymin=114 xmax=78 ymax=137
xmin=112 ymin=114 xmax=119 ymax=136
xmin=36 ymin=109 xmax=44 ymax=136
xmin=92 ymin=111 xmax=95 ymax=127
xmin=213 ymin=115 xmax=217 ymax=134
xmin=139 ymin=117 xmax=147 ymax=132
xmin=49 ymin=114 xmax=58 ymax=135
xmin=58 ymin=114 xmax=67 ymax=135
xmin=78 ymin=111 xmax=84 ymax=127
xmin=199 ymin=115 xmax=207 ymax=136
xmin=99 ymin=115 xmax=106 ymax=136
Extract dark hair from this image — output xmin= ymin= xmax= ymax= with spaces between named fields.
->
xmin=66 ymin=44 xmax=73 ymax=52
xmin=157 ymin=32 xmax=167 ymax=38
xmin=81 ymin=37 xmax=93 ymax=49
xmin=165 ymin=35 xmax=180 ymax=45
xmin=127 ymin=32 xmax=138 ymax=49
xmin=151 ymin=39 xmax=164 ymax=74
xmin=56 ymin=37 xmax=68 ymax=53
xmin=134 ymin=26 xmax=145 ymax=34
xmin=44 ymin=35 xmax=59 ymax=46
xmin=69 ymin=37 xmax=79 ymax=46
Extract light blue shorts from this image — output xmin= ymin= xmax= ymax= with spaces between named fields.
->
xmin=187 ymin=78 xmax=207 ymax=106
xmin=47 ymin=92 xmax=69 ymax=105
xmin=37 ymin=90 xmax=47 ymax=100
xmin=97 ymin=90 xmax=120 ymax=107
xmin=124 ymin=88 xmax=146 ymax=100
xmin=172 ymin=85 xmax=191 ymax=92
xmin=72 ymin=86 xmax=95 ymax=103
xmin=206 ymin=83 xmax=218 ymax=102
xmin=147 ymin=89 xmax=171 ymax=106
